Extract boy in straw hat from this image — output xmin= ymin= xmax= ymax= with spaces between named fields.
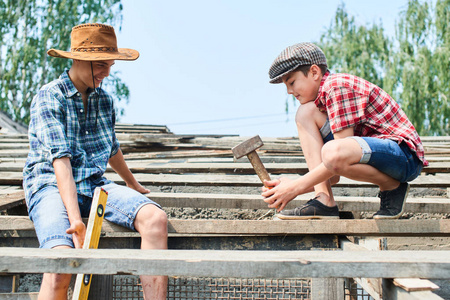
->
xmin=23 ymin=23 xmax=167 ymax=299
xmin=262 ymin=42 xmax=427 ymax=220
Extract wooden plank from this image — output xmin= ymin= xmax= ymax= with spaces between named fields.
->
xmin=0 ymin=134 xmax=28 ymax=140
xmin=311 ymin=278 xmax=344 ymax=300
xmin=72 ymin=188 xmax=108 ymax=300
xmin=341 ymin=238 xmax=444 ymax=300
xmin=0 ymin=248 xmax=449 ymax=279
xmin=227 ymin=192 xmax=444 ymax=212
xmin=0 ymin=275 xmax=18 ymax=293
xmin=0 ymin=144 xmax=28 ymax=150
xmin=0 ymin=192 xmax=25 ymax=211
xmin=147 ymin=192 xmax=450 ymax=213
xmin=123 ymin=149 xmax=232 ymax=160
xmin=3 ymin=171 xmax=450 ymax=188
xmin=2 ymin=216 xmax=450 ymax=237
xmin=393 ymin=278 xmax=439 ymax=292
xmin=382 ymin=279 xmax=444 ymax=300
xmin=1 ymin=160 xmax=449 ymax=175
xmin=0 ymin=150 xmax=29 ymax=159
xmin=341 ymin=238 xmax=384 ymax=300
xmin=0 ymin=293 xmax=38 ymax=300
xmin=123 ymin=161 xmax=450 ymax=174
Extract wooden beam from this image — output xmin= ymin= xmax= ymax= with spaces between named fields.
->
xmin=393 ymin=278 xmax=439 ymax=292
xmin=311 ymin=278 xmax=344 ymax=300
xmin=0 ymin=192 xmax=25 ymax=211
xmin=382 ymin=279 xmax=444 ymax=300
xmin=148 ymin=192 xmax=450 ymax=213
xmin=341 ymin=238 xmax=444 ymax=300
xmin=2 ymin=160 xmax=448 ymax=174
xmin=2 ymin=217 xmax=450 ymax=237
xmin=0 ymin=292 xmax=38 ymax=300
xmin=2 ymin=172 xmax=450 ymax=188
xmin=1 ymin=190 xmax=449 ymax=214
xmin=0 ymin=248 xmax=449 ymax=279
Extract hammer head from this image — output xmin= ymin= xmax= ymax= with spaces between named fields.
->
xmin=232 ymin=135 xmax=264 ymax=159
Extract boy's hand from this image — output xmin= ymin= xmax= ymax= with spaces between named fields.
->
xmin=127 ymin=182 xmax=151 ymax=194
xmin=66 ymin=219 xmax=86 ymax=248
xmin=261 ymin=179 xmax=280 ymax=192
xmin=262 ymin=177 xmax=299 ymax=212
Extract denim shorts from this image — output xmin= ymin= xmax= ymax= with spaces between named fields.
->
xmin=320 ymin=121 xmax=423 ymax=183
xmin=27 ymin=182 xmax=161 ymax=249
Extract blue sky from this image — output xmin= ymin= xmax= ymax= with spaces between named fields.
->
xmin=114 ymin=0 xmax=408 ymax=137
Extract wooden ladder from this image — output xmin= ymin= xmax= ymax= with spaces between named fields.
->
xmin=72 ymin=187 xmax=108 ymax=300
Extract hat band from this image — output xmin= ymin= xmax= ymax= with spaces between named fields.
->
xmin=72 ymin=47 xmax=118 ymax=53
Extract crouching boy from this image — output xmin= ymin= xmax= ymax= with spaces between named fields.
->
xmin=262 ymin=42 xmax=427 ymax=220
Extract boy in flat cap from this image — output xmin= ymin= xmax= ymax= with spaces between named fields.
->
xmin=262 ymin=42 xmax=427 ymax=220
xmin=23 ymin=23 xmax=167 ymax=299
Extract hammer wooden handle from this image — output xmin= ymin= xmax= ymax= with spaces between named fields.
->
xmin=247 ymin=151 xmax=271 ymax=184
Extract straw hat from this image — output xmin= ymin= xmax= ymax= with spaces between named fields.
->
xmin=47 ymin=23 xmax=139 ymax=61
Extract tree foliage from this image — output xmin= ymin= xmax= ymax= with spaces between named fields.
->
xmin=0 ymin=0 xmax=127 ymax=124
xmin=318 ymin=0 xmax=450 ymax=136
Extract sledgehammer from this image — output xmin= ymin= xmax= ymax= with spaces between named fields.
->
xmin=232 ymin=135 xmax=271 ymax=186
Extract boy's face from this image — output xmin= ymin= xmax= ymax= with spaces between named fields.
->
xmin=282 ymin=65 xmax=322 ymax=105
xmin=74 ymin=59 xmax=115 ymax=89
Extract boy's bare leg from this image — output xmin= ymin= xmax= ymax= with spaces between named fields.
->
xmin=321 ymin=138 xmax=400 ymax=191
xmin=296 ymin=102 xmax=336 ymax=206
xmin=134 ymin=204 xmax=168 ymax=300
xmin=296 ymin=103 xmax=399 ymax=202
xmin=38 ymin=246 xmax=72 ymax=300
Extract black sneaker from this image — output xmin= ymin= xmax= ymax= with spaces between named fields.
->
xmin=277 ymin=197 xmax=339 ymax=220
xmin=373 ymin=182 xmax=410 ymax=219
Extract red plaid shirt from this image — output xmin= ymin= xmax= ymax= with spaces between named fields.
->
xmin=314 ymin=71 xmax=427 ymax=165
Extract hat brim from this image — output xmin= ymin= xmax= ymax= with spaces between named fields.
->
xmin=269 ymin=64 xmax=302 ymax=84
xmin=47 ymin=48 xmax=139 ymax=61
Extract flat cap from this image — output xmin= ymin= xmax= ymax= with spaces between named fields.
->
xmin=268 ymin=42 xmax=327 ymax=84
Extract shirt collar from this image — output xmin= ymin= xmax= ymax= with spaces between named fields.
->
xmin=59 ymin=70 xmax=79 ymax=98
xmin=314 ymin=70 xmax=330 ymax=101
xmin=313 ymin=70 xmax=330 ymax=110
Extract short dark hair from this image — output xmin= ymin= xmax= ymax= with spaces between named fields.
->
xmin=294 ymin=64 xmax=328 ymax=76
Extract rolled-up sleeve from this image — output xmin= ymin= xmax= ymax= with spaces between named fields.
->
xmin=326 ymin=86 xmax=367 ymax=133
xmin=33 ymin=89 xmax=72 ymax=162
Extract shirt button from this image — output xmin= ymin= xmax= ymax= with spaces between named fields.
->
xmin=76 ymin=92 xmax=80 ymax=97
xmin=85 ymin=131 xmax=89 ymax=135
xmin=80 ymin=109 xmax=84 ymax=113
xmin=92 ymin=154 xmax=95 ymax=157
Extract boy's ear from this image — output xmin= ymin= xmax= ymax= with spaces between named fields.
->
xmin=310 ymin=64 xmax=322 ymax=80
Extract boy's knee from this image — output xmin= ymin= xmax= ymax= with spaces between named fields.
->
xmin=136 ymin=206 xmax=168 ymax=237
xmin=295 ymin=102 xmax=317 ymax=126
xmin=42 ymin=273 xmax=72 ymax=291
xmin=321 ymin=141 xmax=346 ymax=173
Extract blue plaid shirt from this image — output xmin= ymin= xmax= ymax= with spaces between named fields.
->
xmin=23 ymin=70 xmax=120 ymax=203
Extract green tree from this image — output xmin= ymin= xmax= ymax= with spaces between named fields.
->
xmin=318 ymin=1 xmax=450 ymax=136
xmin=318 ymin=4 xmax=391 ymax=89
xmin=0 ymin=0 xmax=127 ymax=125
xmin=391 ymin=0 xmax=450 ymax=135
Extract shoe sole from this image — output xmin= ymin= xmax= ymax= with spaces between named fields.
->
xmin=373 ymin=184 xmax=410 ymax=220
xmin=276 ymin=215 xmax=340 ymax=220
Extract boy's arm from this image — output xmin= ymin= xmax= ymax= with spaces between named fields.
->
xmin=53 ymin=157 xmax=86 ymax=248
xmin=262 ymin=127 xmax=355 ymax=211
xmin=108 ymin=148 xmax=150 ymax=194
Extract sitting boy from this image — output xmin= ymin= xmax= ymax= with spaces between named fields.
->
xmin=23 ymin=23 xmax=167 ymax=299
xmin=262 ymin=42 xmax=427 ymax=220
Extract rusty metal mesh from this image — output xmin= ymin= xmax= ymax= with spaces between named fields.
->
xmin=113 ymin=276 xmax=310 ymax=300
xmin=113 ymin=276 xmax=373 ymax=300
xmin=344 ymin=279 xmax=374 ymax=300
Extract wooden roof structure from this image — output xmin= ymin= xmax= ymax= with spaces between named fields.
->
xmin=0 ymin=123 xmax=449 ymax=299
